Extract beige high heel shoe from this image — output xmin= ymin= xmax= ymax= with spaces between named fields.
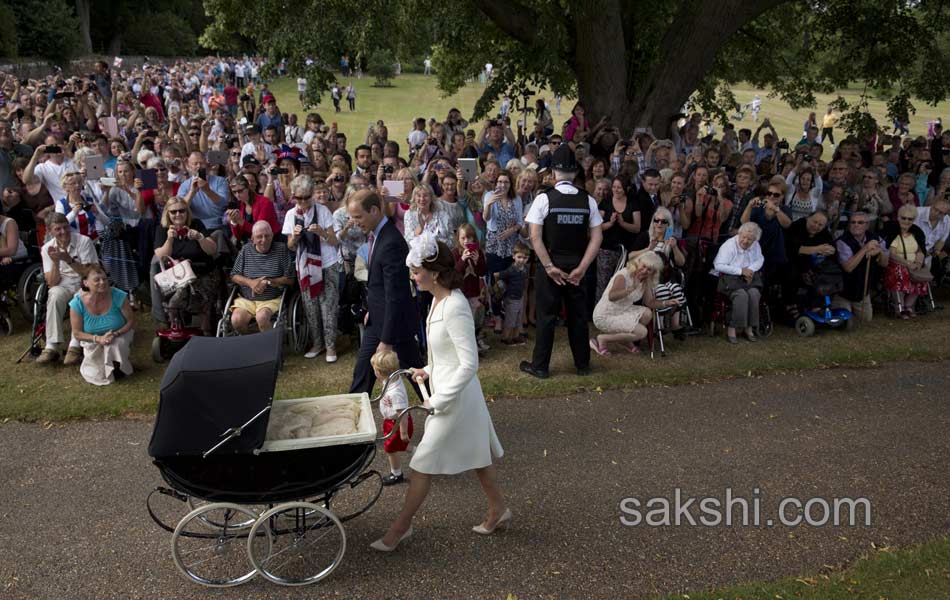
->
xmin=472 ymin=508 xmax=512 ymax=535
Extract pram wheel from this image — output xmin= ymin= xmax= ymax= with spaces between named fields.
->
xmin=186 ymin=496 xmax=262 ymax=530
xmin=172 ymin=502 xmax=267 ymax=587
xmin=248 ymin=502 xmax=346 ymax=586
xmin=795 ymin=316 xmax=816 ymax=337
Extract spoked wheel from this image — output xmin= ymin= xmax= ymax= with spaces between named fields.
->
xmin=326 ymin=471 xmax=384 ymax=523
xmin=290 ymin=294 xmax=310 ymax=355
xmin=172 ymin=502 xmax=267 ymax=587
xmin=16 ymin=263 xmax=43 ymax=322
xmin=248 ymin=502 xmax=346 ymax=587
xmin=186 ymin=496 xmax=263 ymax=531
xmin=759 ymin=306 xmax=774 ymax=337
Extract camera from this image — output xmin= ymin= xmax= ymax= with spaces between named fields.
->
xmin=802 ymin=155 xmax=813 ymax=162
xmin=383 ymin=165 xmax=394 ymax=175
xmin=45 ymin=145 xmax=62 ymax=154
xmin=272 ymin=167 xmax=289 ymax=175
xmin=705 ymin=185 xmax=718 ymax=197
xmin=776 ymin=139 xmax=789 ymax=150
xmin=333 ymin=174 xmax=345 ymax=183
xmin=198 ymin=168 xmax=207 ymax=180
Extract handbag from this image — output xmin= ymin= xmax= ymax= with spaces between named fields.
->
xmin=898 ymin=234 xmax=933 ymax=283
xmin=153 ymin=258 xmax=197 ymax=295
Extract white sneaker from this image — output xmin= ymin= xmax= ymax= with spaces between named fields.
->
xmin=325 ymin=349 xmax=337 ymax=363
xmin=304 ymin=347 xmax=323 ymax=359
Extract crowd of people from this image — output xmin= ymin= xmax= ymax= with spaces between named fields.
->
xmin=1 ymin=56 xmax=949 ymax=388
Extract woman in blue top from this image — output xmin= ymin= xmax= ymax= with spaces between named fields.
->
xmin=68 ymin=264 xmax=135 ymax=385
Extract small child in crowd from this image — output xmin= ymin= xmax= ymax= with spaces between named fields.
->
xmin=453 ymin=224 xmax=489 ymax=351
xmin=494 ymin=242 xmax=531 ymax=346
xmin=371 ymin=349 xmax=412 ymax=486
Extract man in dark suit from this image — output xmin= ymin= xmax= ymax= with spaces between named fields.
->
xmin=631 ymin=168 xmax=662 ymax=230
xmin=346 ymin=189 xmax=424 ymax=394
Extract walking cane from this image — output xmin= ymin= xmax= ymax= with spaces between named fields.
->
xmin=860 ymin=253 xmax=872 ymax=321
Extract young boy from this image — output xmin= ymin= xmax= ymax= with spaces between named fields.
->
xmin=371 ymin=349 xmax=412 ymax=485
xmin=495 ymin=243 xmax=531 ymax=346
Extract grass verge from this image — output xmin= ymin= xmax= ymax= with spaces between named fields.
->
xmin=653 ymin=535 xmax=950 ymax=599
xmin=0 ymin=301 xmax=948 ymax=422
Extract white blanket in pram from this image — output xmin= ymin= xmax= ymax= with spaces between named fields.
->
xmin=265 ymin=397 xmax=361 ymax=441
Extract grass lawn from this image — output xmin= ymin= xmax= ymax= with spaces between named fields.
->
xmin=1 ymin=297 xmax=949 ymax=422
xmin=266 ymin=74 xmax=950 ymax=149
xmin=653 ymin=534 xmax=950 ymax=600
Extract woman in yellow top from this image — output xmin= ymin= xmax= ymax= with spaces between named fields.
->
xmin=882 ymin=205 xmax=929 ymax=318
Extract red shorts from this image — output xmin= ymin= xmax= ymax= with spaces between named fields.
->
xmin=382 ymin=415 xmax=413 ymax=453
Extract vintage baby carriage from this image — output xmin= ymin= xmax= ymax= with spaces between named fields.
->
xmin=146 ymin=328 xmax=429 ymax=587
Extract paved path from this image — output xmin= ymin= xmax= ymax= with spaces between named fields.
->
xmin=2 ymin=362 xmax=949 ymax=599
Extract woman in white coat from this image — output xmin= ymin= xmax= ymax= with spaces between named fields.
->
xmin=371 ymin=234 xmax=509 ymax=551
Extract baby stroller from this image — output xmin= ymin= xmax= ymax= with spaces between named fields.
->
xmin=147 ymin=329 xmax=430 ymax=587
xmin=793 ymin=258 xmax=853 ymax=337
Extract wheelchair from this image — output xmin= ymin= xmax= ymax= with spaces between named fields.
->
xmin=215 ymin=282 xmax=310 ymax=355
xmin=706 ymin=275 xmax=774 ymax=340
xmin=0 ymin=230 xmax=45 ymax=335
xmin=15 ymin=265 xmax=52 ymax=363
xmin=646 ymin=269 xmax=695 ymax=358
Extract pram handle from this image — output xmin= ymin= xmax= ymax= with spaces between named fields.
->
xmin=370 ymin=368 xmax=419 ymax=404
xmin=376 ymin=406 xmax=434 ymax=442
xmin=372 ymin=368 xmax=435 ymax=442
xmin=202 ymin=405 xmax=271 ymax=458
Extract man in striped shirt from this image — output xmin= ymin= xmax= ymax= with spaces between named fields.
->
xmin=229 ymin=221 xmax=295 ymax=333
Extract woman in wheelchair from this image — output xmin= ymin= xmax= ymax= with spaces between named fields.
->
xmin=68 ymin=264 xmax=134 ymax=385
xmin=629 ymin=207 xmax=688 ymax=338
xmin=713 ymin=222 xmax=765 ymax=344
xmin=882 ymin=204 xmax=929 ymax=319
xmin=153 ymin=199 xmax=218 ymax=334
xmin=0 ymin=209 xmax=28 ymax=268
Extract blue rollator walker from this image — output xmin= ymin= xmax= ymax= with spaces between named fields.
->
xmin=793 ymin=257 xmax=854 ymax=337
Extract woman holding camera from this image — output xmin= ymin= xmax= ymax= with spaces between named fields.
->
xmin=227 ymin=176 xmax=279 ymax=245
xmin=785 ymin=162 xmax=824 ymax=221
xmin=153 ymin=200 xmax=218 ymax=333
xmin=660 ymin=171 xmax=692 ymax=238
xmin=326 ymin=163 xmax=350 ymax=212
xmin=263 ymin=150 xmax=299 ymax=224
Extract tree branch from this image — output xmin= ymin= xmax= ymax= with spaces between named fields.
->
xmin=631 ymin=0 xmax=791 ymax=132
xmin=474 ymin=0 xmax=538 ymax=45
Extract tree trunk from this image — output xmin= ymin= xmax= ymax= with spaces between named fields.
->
xmin=75 ymin=0 xmax=92 ymax=54
xmin=107 ymin=32 xmax=122 ymax=57
xmin=572 ymin=1 xmax=631 ymax=131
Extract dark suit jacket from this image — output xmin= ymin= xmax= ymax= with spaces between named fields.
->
xmin=632 ymin=188 xmax=660 ymax=228
xmin=367 ymin=218 xmax=418 ymax=344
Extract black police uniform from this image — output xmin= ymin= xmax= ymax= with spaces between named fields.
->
xmin=524 ymin=146 xmax=599 ymax=376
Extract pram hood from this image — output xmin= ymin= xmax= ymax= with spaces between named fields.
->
xmin=148 ymin=329 xmax=282 ymax=458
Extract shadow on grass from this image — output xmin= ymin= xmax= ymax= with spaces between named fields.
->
xmin=1 ymin=306 xmax=948 ymax=422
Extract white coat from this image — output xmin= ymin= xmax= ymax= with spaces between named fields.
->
xmin=409 ymin=289 xmax=504 ymax=475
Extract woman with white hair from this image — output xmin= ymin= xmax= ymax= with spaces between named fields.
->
xmin=590 ymin=251 xmax=676 ymax=355
xmin=284 ymin=175 xmax=342 ymax=361
xmin=713 ymin=221 xmax=765 ymax=343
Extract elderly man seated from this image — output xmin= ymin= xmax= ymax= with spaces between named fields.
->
xmin=37 ymin=213 xmax=99 ymax=364
xmin=915 ymin=199 xmax=950 ymax=280
xmin=229 ymin=220 xmax=295 ymax=333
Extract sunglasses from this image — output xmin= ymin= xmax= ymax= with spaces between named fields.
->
xmin=293 ymin=195 xmax=311 ymax=201
xmin=653 ymin=218 xmax=669 ymax=224
xmin=898 ymin=216 xmax=915 ymax=221
xmin=851 ymin=220 xmax=868 ymax=225
xmin=766 ymin=191 xmax=783 ymax=198
xmin=168 ymin=208 xmax=187 ymax=215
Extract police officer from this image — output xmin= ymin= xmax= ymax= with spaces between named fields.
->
xmin=520 ymin=144 xmax=603 ymax=378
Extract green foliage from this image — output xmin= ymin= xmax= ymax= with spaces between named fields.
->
xmin=367 ymin=49 xmax=396 ymax=87
xmin=203 ymin=0 xmax=950 ymax=134
xmin=0 ymin=2 xmax=18 ymax=58
xmin=123 ymin=11 xmax=198 ymax=56
xmin=10 ymin=0 xmax=80 ymax=63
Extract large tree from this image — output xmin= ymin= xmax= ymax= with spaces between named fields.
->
xmin=202 ymin=0 xmax=950 ymax=137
